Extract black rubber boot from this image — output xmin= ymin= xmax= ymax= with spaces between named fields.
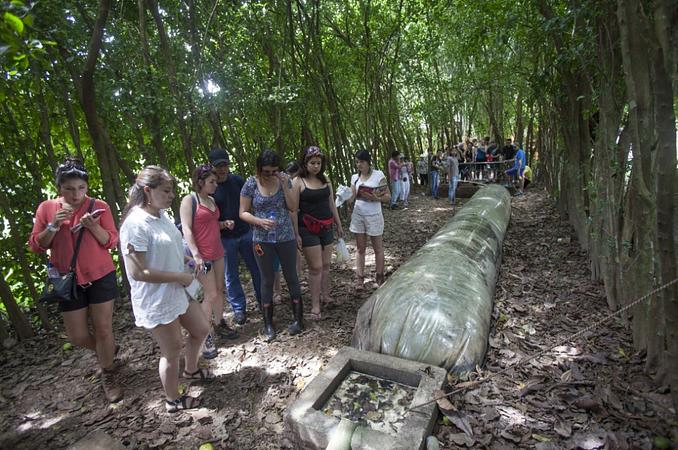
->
xmin=261 ymin=303 xmax=275 ymax=342
xmin=288 ymin=298 xmax=304 ymax=335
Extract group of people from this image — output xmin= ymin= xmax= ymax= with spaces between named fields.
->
xmin=29 ymin=146 xmax=395 ymax=412
xmin=416 ymin=137 xmax=531 ymax=199
xmin=386 ymin=150 xmax=414 ymax=209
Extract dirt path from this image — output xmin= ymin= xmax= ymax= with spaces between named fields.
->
xmin=0 ymin=187 xmax=674 ymax=449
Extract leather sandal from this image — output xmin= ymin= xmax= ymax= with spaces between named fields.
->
xmin=183 ymin=368 xmax=216 ymax=381
xmin=165 ymin=394 xmax=200 ymax=413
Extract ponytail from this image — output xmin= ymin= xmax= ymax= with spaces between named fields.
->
xmin=121 ymin=165 xmax=175 ymax=224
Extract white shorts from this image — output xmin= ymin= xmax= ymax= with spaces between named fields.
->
xmin=350 ymin=212 xmax=384 ymax=236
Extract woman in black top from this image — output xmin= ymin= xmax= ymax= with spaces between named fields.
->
xmin=292 ymin=146 xmax=344 ymax=320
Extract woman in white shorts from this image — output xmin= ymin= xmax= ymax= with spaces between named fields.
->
xmin=120 ymin=166 xmax=212 ymax=413
xmin=348 ymin=150 xmax=391 ymax=289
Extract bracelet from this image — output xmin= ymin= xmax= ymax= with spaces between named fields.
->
xmin=46 ymin=223 xmax=58 ymax=232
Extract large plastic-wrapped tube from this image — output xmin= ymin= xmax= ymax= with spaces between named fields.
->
xmin=352 ymin=184 xmax=511 ymax=373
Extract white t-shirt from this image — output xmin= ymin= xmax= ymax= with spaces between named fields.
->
xmin=120 ymin=206 xmax=189 ymax=329
xmin=351 ymin=169 xmax=386 ymax=216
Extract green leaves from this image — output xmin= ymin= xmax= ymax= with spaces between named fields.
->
xmin=3 ymin=12 xmax=24 ymax=35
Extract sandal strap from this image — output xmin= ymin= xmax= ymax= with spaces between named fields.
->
xmin=184 ymin=368 xmax=214 ymax=380
xmin=166 ymin=394 xmax=199 ymax=412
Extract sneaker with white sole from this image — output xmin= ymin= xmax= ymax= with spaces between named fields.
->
xmin=202 ymin=333 xmax=218 ymax=359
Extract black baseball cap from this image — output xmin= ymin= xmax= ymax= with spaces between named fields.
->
xmin=208 ymin=148 xmax=230 ymax=165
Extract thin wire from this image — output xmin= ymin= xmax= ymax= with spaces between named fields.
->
xmin=407 ymin=277 xmax=678 ymax=412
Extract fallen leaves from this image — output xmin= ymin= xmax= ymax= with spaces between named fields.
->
xmin=433 ymin=190 xmax=675 ymax=449
xmin=1 ymin=189 xmax=675 ymax=450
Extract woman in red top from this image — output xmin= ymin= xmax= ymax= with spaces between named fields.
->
xmin=29 ymin=158 xmax=121 ymax=403
xmin=180 ymin=164 xmax=228 ymax=359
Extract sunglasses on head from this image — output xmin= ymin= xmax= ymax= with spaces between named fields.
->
xmin=198 ymin=163 xmax=214 ymax=177
xmin=306 ymin=146 xmax=322 ymax=157
xmin=57 ymin=162 xmax=87 ymax=175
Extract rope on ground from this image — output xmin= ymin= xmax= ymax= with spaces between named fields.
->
xmin=407 ymin=277 xmax=678 ymax=412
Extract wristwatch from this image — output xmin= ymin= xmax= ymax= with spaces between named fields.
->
xmin=46 ymin=223 xmax=59 ymax=233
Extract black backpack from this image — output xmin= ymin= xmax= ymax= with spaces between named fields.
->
xmin=175 ymin=194 xmax=198 ymax=234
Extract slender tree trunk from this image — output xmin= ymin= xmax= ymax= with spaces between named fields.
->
xmin=137 ymin=0 xmax=169 ymax=169
xmin=147 ymin=0 xmax=195 ymax=175
xmin=618 ymin=0 xmax=661 ymax=370
xmin=0 ymin=275 xmax=33 ymax=340
xmin=649 ymin=0 xmax=678 ymax=407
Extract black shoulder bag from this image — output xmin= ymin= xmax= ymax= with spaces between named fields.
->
xmin=40 ymin=199 xmax=95 ymax=304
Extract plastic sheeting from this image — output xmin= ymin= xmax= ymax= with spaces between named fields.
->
xmin=352 ymin=184 xmax=511 ymax=373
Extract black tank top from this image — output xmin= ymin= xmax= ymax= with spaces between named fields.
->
xmin=298 ymin=180 xmax=332 ymax=222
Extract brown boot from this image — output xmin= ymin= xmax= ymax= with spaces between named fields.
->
xmin=101 ymin=366 xmax=123 ymax=403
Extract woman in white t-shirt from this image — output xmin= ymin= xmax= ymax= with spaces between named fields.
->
xmin=348 ymin=150 xmax=391 ymax=289
xmin=119 ymin=166 xmax=212 ymax=413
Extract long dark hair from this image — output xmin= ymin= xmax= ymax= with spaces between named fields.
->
xmin=121 ymin=166 xmax=175 ymax=223
xmin=55 ymin=157 xmax=88 ymax=188
xmin=297 ymin=146 xmax=328 ymax=184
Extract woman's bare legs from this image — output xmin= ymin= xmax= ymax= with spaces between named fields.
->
xmin=62 ymin=301 xmax=116 ymax=368
xmin=370 ymin=235 xmax=385 ymax=284
xmin=89 ymin=300 xmax=116 ymax=368
xmin=198 ymin=258 xmax=225 ymax=327
xmin=151 ymin=320 xmax=184 ymax=401
xmin=179 ymin=301 xmax=210 ymax=374
xmin=355 ymin=233 xmax=367 ymax=289
xmin=320 ymin=244 xmax=334 ymax=303
xmin=303 ymin=245 xmax=322 ymax=316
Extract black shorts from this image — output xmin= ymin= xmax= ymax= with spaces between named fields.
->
xmin=299 ymin=226 xmax=334 ymax=248
xmin=59 ymin=271 xmax=119 ymax=313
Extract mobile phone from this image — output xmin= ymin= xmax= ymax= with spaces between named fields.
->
xmin=90 ymin=209 xmax=105 ymax=219
xmin=70 ymin=209 xmax=106 ymax=232
xmin=200 ymin=261 xmax=212 ymax=274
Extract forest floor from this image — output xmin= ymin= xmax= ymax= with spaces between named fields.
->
xmin=0 ymin=186 xmax=676 ymax=450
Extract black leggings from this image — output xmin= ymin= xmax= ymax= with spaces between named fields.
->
xmin=254 ymin=240 xmax=301 ymax=306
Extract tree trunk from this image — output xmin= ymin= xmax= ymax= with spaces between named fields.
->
xmin=0 ymin=274 xmax=33 ymax=340
xmin=137 ymin=0 xmax=169 ymax=169
xmin=649 ymin=0 xmax=678 ymax=407
xmin=618 ymin=0 xmax=663 ymax=371
xmin=147 ymin=0 xmax=195 ymax=175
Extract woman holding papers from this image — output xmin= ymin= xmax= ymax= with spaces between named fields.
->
xmin=348 ymin=150 xmax=391 ymax=289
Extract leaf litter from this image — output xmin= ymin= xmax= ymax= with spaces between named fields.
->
xmin=0 ymin=188 xmax=675 ymax=449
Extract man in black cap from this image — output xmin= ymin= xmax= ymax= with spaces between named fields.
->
xmin=209 ymin=148 xmax=262 ymax=327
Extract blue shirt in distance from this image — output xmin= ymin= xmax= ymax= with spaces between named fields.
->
xmin=515 ymin=148 xmax=527 ymax=169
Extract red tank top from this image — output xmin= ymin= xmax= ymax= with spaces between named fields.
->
xmin=192 ymin=199 xmax=225 ymax=261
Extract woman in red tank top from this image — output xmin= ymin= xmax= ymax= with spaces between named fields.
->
xmin=180 ymin=164 xmax=227 ymax=359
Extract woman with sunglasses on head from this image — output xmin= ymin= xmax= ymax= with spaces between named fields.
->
xmin=239 ymin=150 xmax=302 ymax=342
xmin=29 ymin=157 xmax=122 ymax=403
xmin=180 ymin=164 xmax=231 ymax=360
xmin=120 ymin=166 xmax=212 ymax=413
xmin=347 ymin=150 xmax=391 ymax=289
xmin=292 ymin=146 xmax=344 ymax=320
